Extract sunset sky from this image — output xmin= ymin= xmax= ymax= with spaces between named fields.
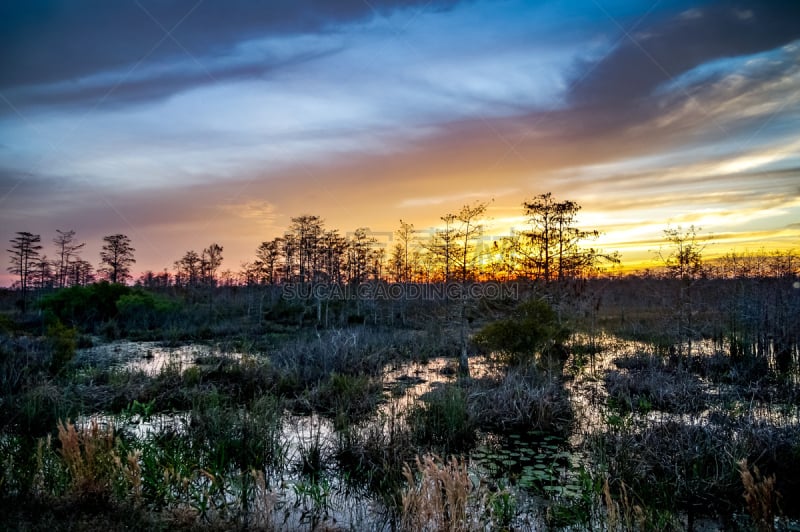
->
xmin=2 ymin=0 xmax=799 ymax=284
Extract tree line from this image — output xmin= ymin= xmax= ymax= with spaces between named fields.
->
xmin=7 ymin=194 xmax=799 ymax=307
xmin=7 ymin=232 xmax=135 ymax=312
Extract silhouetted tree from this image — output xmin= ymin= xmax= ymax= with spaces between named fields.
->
xmin=656 ymin=225 xmax=707 ymax=357
xmin=7 ymin=231 xmax=42 ymax=311
xmin=174 ymin=250 xmax=202 ymax=287
xmin=346 ymin=227 xmax=377 ymax=284
xmin=388 ymin=243 xmax=405 ymax=282
xmin=201 ymin=243 xmax=224 ymax=286
xmin=68 ymin=258 xmax=94 ymax=286
xmin=52 ymin=229 xmax=85 ymax=288
xmin=290 ymin=215 xmax=324 ymax=282
xmin=99 ymin=234 xmax=136 ymax=284
xmin=320 ymin=230 xmax=346 ymax=283
xmin=523 ymin=193 xmax=611 ymax=281
xmin=429 ymin=213 xmax=461 ymax=282
xmin=254 ymin=240 xmax=280 ymax=285
xmin=658 ymin=225 xmax=705 ymax=281
xmin=396 ymin=220 xmax=415 ymax=282
xmin=455 ymin=201 xmax=490 ymax=282
xmin=32 ymin=254 xmax=53 ymax=290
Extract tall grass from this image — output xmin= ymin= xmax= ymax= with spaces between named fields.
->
xmin=400 ymin=454 xmax=477 ymax=532
xmin=739 ymin=459 xmax=781 ymax=532
xmin=467 ymin=363 xmax=572 ymax=433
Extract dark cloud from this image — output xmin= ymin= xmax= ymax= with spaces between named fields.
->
xmin=9 ymin=45 xmax=343 ymax=109
xmin=568 ymin=1 xmax=800 ymax=108
xmin=0 ymin=0 xmax=458 ymax=94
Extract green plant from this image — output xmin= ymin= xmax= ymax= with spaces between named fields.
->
xmin=293 ymin=476 xmax=333 ymax=529
xmin=408 ymin=384 xmax=474 ymax=451
xmin=467 ymin=364 xmax=572 ymax=433
xmin=473 ymin=298 xmax=569 ymax=365
xmin=56 ymin=418 xmax=140 ymax=504
xmin=486 ymin=484 xmax=516 ymax=529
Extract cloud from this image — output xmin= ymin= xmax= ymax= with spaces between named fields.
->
xmin=0 ymin=0 xmax=461 ymax=89
xmin=567 ymin=1 xmax=800 ymax=110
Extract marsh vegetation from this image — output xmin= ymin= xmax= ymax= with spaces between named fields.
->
xmin=0 ymin=265 xmax=798 ymax=531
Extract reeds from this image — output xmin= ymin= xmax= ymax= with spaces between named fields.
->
xmin=739 ymin=459 xmax=781 ymax=532
xmin=56 ymin=418 xmax=140 ymax=503
xmin=400 ymin=453 xmax=476 ymax=532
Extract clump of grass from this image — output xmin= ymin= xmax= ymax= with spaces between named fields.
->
xmin=334 ymin=406 xmax=415 ymax=511
xmin=56 ymin=418 xmax=139 ymax=504
xmin=309 ymin=372 xmax=383 ymax=423
xmin=739 ymin=459 xmax=781 ymax=532
xmin=408 ymin=384 xmax=474 ymax=452
xmin=604 ymin=367 xmax=705 ymax=414
xmin=271 ymin=328 xmax=394 ymax=388
xmin=601 ymin=478 xmax=644 ymax=531
xmin=401 ymin=454 xmax=477 ymax=532
xmin=467 ymin=363 xmax=572 ymax=433
xmin=591 ymin=420 xmax=737 ymax=519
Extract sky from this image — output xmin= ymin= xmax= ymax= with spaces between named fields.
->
xmin=2 ymin=0 xmax=799 ymax=284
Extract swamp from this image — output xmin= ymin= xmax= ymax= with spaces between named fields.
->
xmin=0 ymin=274 xmax=798 ymax=531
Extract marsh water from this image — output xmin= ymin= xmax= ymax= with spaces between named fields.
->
xmin=70 ymin=334 xmax=799 ymax=529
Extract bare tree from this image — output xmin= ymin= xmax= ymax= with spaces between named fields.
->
xmin=455 ymin=201 xmax=489 ymax=282
xmin=201 ymin=243 xmax=224 ymax=286
xmin=396 ymin=220 xmax=415 ymax=282
xmin=7 ymin=231 xmax=42 ymax=311
xmin=523 ymin=193 xmax=611 ymax=281
xmin=52 ymin=229 xmax=85 ymax=288
xmin=99 ymin=234 xmax=136 ymax=284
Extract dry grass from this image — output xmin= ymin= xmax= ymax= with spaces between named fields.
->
xmin=601 ymin=478 xmax=645 ymax=531
xmin=604 ymin=366 xmax=705 ymax=413
xmin=56 ymin=418 xmax=140 ymax=503
xmin=467 ymin=364 xmax=572 ymax=433
xmin=739 ymin=459 xmax=781 ymax=532
xmin=401 ymin=454 xmax=477 ymax=532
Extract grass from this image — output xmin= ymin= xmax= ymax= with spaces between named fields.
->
xmin=407 ymin=384 xmax=475 ymax=452
xmin=400 ymin=454 xmax=477 ymax=532
xmin=467 ymin=362 xmax=572 ymax=433
xmin=739 ymin=459 xmax=781 ymax=532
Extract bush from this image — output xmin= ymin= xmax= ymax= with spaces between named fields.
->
xmin=474 ymin=298 xmax=569 ymax=365
xmin=116 ymin=292 xmax=179 ymax=333
xmin=39 ymin=282 xmax=132 ymax=332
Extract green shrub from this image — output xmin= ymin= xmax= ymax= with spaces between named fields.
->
xmin=116 ymin=291 xmax=179 ymax=332
xmin=474 ymin=298 xmax=569 ymax=365
xmin=39 ymin=282 xmax=132 ymax=332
